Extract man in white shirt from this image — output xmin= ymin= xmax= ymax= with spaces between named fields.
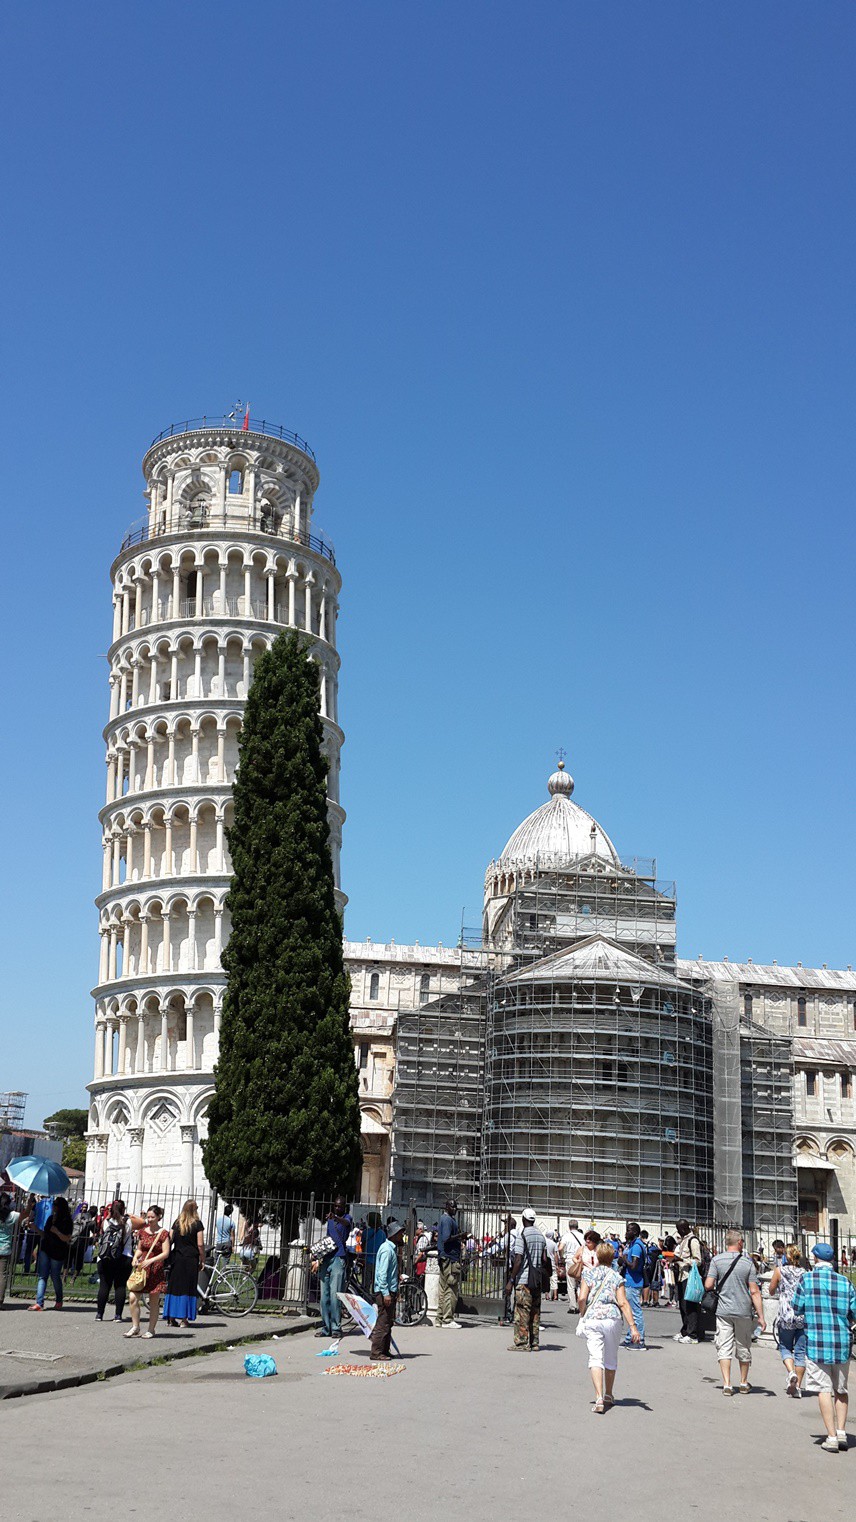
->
xmin=558 ymin=1218 xmax=585 ymax=1312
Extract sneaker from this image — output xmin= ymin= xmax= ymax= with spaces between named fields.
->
xmin=786 ymin=1372 xmax=798 ymax=1396
xmin=821 ymin=1437 xmax=840 ymax=1453
xmin=738 ymin=1382 xmax=751 ymax=1394
xmin=507 ymin=1344 xmax=528 ymax=1351
xmin=837 ymin=1431 xmax=848 ymax=1451
xmin=444 ymin=1320 xmax=463 ymax=1329
xmin=94 ymin=1314 xmax=103 ymax=1322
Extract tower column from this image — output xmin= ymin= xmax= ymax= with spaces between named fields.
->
xmin=186 ymin=1002 xmax=196 ymax=1070
xmin=95 ymin=1020 xmax=106 ymax=1078
xmin=128 ymin=1128 xmax=145 ymax=1197
xmin=180 ymin=1125 xmax=196 ymax=1195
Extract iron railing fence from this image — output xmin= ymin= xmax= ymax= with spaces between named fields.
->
xmin=119 ymin=513 xmax=335 ymax=563
xmin=6 ymin=1184 xmax=856 ymax=1312
xmin=147 ymin=417 xmax=316 ymax=459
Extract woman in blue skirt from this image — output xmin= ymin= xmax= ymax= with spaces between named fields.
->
xmin=163 ymin=1200 xmax=205 ymax=1328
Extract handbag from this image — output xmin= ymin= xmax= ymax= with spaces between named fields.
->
xmin=700 ymin=1251 xmax=741 ymax=1316
xmin=127 ymin=1232 xmax=165 ymax=1294
xmin=684 ymin=1262 xmax=705 ymax=1303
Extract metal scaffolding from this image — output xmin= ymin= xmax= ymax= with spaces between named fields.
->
xmin=389 ymin=859 xmax=720 ymax=1223
xmin=482 ymin=936 xmax=713 ymax=1222
xmin=739 ymin=1023 xmax=797 ymax=1235
xmin=390 ymin=952 xmax=488 ymax=1207
xmin=0 ymin=1092 xmax=27 ymax=1131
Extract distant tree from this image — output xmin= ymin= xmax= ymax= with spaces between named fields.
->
xmin=62 ymin=1136 xmax=87 ymax=1171
xmin=43 ymin=1108 xmax=88 ymax=1138
xmin=202 ymin=632 xmax=361 ymax=1209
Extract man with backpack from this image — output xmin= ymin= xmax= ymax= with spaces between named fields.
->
xmin=505 ymin=1207 xmax=548 ymax=1352
xmin=642 ymin=1232 xmax=661 ymax=1307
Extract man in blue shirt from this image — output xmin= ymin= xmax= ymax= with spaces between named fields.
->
xmin=316 ymin=1195 xmax=353 ymax=1341
xmin=214 ymin=1204 xmax=235 ymax=1256
xmin=791 ymin=1243 xmax=856 ymax=1452
xmin=370 ymin=1219 xmax=404 ymax=1361
xmin=436 ymin=1198 xmax=462 ymax=1329
xmin=619 ymin=1221 xmax=647 ymax=1348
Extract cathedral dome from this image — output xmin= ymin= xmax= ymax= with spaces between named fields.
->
xmin=497 ymin=762 xmax=620 ymax=871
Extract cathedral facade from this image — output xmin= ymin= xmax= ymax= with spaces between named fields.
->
xmin=346 ymin=765 xmax=856 ymax=1238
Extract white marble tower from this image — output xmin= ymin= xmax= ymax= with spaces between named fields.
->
xmin=85 ymin=415 xmax=344 ymax=1201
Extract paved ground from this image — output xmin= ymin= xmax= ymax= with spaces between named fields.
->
xmin=2 ymin=1301 xmax=853 ymax=1519
xmin=0 ymin=1298 xmax=310 ymax=1396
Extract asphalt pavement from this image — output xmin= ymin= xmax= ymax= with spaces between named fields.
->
xmin=0 ymin=1297 xmax=311 ymax=1396
xmin=2 ymin=1300 xmax=853 ymax=1520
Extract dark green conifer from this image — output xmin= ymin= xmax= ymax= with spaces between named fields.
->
xmin=203 ymin=632 xmax=361 ymax=1207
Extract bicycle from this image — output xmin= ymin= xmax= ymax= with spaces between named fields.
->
xmin=198 ymin=1251 xmax=258 ymax=1316
xmin=395 ymin=1273 xmax=428 ymax=1326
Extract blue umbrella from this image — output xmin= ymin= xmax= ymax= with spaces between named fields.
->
xmin=6 ymin=1155 xmax=70 ymax=1195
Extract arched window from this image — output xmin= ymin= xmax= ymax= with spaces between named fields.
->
xmin=369 ymin=972 xmax=379 ymax=1001
xmin=744 ymin=992 xmax=753 ymax=1020
xmin=797 ymin=996 xmax=807 ymax=1027
xmin=419 ymin=973 xmax=430 ymax=1006
xmin=228 ymin=469 xmax=244 ymax=495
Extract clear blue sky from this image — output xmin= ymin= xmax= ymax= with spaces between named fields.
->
xmin=1 ymin=3 xmax=854 ymax=1131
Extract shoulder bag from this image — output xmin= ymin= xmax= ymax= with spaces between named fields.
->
xmin=700 ymin=1251 xmax=742 ymax=1316
xmin=127 ymin=1231 xmax=166 ymax=1294
xmin=521 ymin=1231 xmax=551 ymax=1294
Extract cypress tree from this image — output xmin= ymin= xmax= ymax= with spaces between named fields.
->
xmin=202 ymin=631 xmax=361 ymax=1208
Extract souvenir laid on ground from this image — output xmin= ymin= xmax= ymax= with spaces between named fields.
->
xmin=244 ymin=1354 xmax=278 ymax=1377
xmin=337 ymin=1291 xmax=401 ymax=1356
xmin=323 ymin=1362 xmax=405 ymax=1378
xmin=316 ymin=1341 xmax=340 ymax=1358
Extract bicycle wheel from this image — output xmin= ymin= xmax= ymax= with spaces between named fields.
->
xmin=396 ymin=1282 xmax=428 ymax=1326
xmin=213 ymin=1266 xmax=258 ymax=1316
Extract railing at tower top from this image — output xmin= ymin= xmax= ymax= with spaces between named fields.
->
xmin=119 ymin=513 xmax=336 ymax=565
xmin=147 ymin=417 xmax=316 ymax=461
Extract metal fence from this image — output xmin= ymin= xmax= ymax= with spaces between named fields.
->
xmin=6 ymin=1186 xmax=855 ymax=1312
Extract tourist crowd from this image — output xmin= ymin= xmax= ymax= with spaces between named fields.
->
xmin=1 ymin=1186 xmax=854 ymax=1451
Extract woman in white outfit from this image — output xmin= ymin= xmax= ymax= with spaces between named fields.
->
xmin=578 ymin=1242 xmax=640 ymax=1412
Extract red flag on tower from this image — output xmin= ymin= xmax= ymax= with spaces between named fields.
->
xmin=242 ymin=404 xmax=250 ymax=431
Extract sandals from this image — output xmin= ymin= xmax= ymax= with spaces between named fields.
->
xmin=124 ymin=1328 xmax=140 ymax=1338
xmin=592 ymin=1398 xmax=606 ymax=1414
xmin=141 ymin=1330 xmax=155 ymax=1339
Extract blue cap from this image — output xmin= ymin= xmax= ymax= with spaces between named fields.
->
xmin=811 ymin=1242 xmax=834 ymax=1262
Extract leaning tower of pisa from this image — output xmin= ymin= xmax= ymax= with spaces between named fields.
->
xmin=85 ymin=415 xmax=344 ymax=1204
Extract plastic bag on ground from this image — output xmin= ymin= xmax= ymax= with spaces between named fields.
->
xmin=244 ymin=1354 xmax=278 ymax=1377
